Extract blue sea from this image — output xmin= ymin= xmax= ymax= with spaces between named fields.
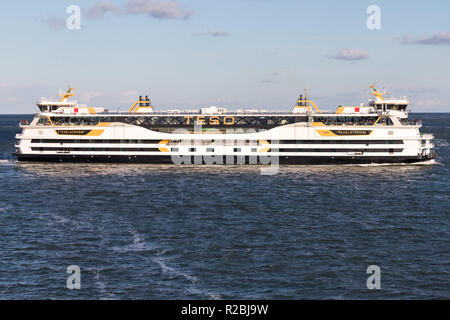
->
xmin=0 ymin=114 xmax=448 ymax=299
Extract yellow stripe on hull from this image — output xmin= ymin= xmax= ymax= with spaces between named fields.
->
xmin=158 ymin=140 xmax=170 ymax=152
xmin=86 ymin=129 xmax=105 ymax=136
xmin=316 ymin=130 xmax=337 ymax=136
xmin=258 ymin=140 xmax=271 ymax=152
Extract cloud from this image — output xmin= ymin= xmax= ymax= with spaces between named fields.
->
xmin=42 ymin=16 xmax=66 ymax=30
xmin=78 ymin=90 xmax=103 ymax=102
xmin=119 ymin=90 xmax=140 ymax=103
xmin=192 ymin=30 xmax=229 ymax=37
xmin=415 ymin=99 xmax=447 ymax=109
xmin=88 ymin=0 xmax=194 ymax=20
xmin=0 ymin=84 xmax=61 ymax=114
xmin=210 ymin=31 xmax=229 ymax=37
xmin=260 ymin=72 xmax=280 ymax=84
xmin=260 ymin=79 xmax=277 ymax=84
xmin=125 ymin=0 xmax=194 ymax=20
xmin=396 ymin=86 xmax=439 ymax=95
xmin=330 ymin=49 xmax=370 ymax=61
xmin=397 ymin=32 xmax=450 ymax=45
xmin=88 ymin=1 xmax=121 ymax=20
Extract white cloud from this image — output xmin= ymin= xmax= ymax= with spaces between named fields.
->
xmin=397 ymin=32 xmax=450 ymax=45
xmin=78 ymin=90 xmax=103 ymax=102
xmin=7 ymin=97 xmax=20 ymax=103
xmin=209 ymin=31 xmax=229 ymax=37
xmin=119 ymin=90 xmax=140 ymax=103
xmin=125 ymin=0 xmax=194 ymax=20
xmin=415 ymin=99 xmax=447 ymax=109
xmin=88 ymin=1 xmax=121 ymax=20
xmin=330 ymin=49 xmax=370 ymax=61
xmin=192 ymin=30 xmax=229 ymax=37
xmin=87 ymin=0 xmax=194 ymax=20
xmin=396 ymin=86 xmax=438 ymax=95
xmin=41 ymin=16 xmax=66 ymax=30
xmin=260 ymin=79 xmax=277 ymax=84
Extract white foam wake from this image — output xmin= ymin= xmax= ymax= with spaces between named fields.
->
xmin=344 ymin=159 xmax=438 ymax=167
xmin=153 ymin=257 xmax=198 ymax=284
xmin=112 ymin=230 xmax=159 ymax=252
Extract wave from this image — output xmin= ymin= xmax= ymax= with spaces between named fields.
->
xmin=110 ymin=228 xmax=224 ymax=298
xmin=434 ymin=139 xmax=449 ymax=147
xmin=186 ymin=287 xmax=222 ymax=300
xmin=113 ymin=228 xmax=225 ymax=298
xmin=153 ymin=257 xmax=198 ymax=284
xmin=111 ymin=230 xmax=159 ymax=253
xmin=151 ymin=254 xmax=225 ymax=299
xmin=343 ymin=159 xmax=438 ymax=167
xmin=90 ymin=268 xmax=116 ymax=300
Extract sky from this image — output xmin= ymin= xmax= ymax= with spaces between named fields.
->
xmin=0 ymin=0 xmax=449 ymax=113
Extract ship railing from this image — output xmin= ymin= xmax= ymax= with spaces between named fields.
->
xmin=93 ymin=111 xmax=297 ymax=115
xmin=320 ymin=121 xmax=380 ymax=126
xmin=126 ymin=111 xmax=295 ymax=115
xmin=420 ymin=133 xmax=434 ymax=140
xmin=37 ymin=98 xmax=55 ymax=103
xmin=400 ymin=119 xmax=422 ymax=126
xmin=19 ymin=120 xmax=31 ymax=127
xmin=421 ymin=142 xmax=434 ymax=148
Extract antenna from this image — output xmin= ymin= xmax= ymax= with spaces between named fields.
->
xmin=59 ymin=85 xmax=75 ymax=102
xmin=369 ymin=83 xmax=386 ymax=101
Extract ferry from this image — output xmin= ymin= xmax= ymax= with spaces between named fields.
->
xmin=14 ymin=86 xmax=436 ymax=164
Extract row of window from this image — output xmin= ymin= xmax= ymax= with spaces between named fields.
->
xmin=276 ymin=148 xmax=403 ymax=153
xmin=31 ymin=147 xmax=403 ymax=153
xmin=186 ymin=148 xmax=402 ymax=153
xmin=36 ymin=115 xmax=397 ymax=128
xmin=32 ymin=147 xmax=161 ymax=152
xmin=312 ymin=117 xmax=394 ymax=126
xmin=149 ymin=127 xmax=269 ymax=133
xmin=274 ymin=140 xmax=404 ymax=145
xmin=31 ymin=139 xmax=404 ymax=145
xmin=31 ymin=139 xmax=162 ymax=144
xmin=38 ymin=116 xmax=305 ymax=128
xmin=371 ymin=104 xmax=407 ymax=111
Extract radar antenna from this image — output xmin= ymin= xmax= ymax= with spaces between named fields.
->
xmin=369 ymin=84 xmax=386 ymax=101
xmin=59 ymin=86 xmax=75 ymax=102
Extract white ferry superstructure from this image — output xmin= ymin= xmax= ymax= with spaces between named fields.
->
xmin=14 ymin=86 xmax=436 ymax=164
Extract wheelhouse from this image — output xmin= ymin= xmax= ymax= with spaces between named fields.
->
xmin=369 ymin=101 xmax=408 ymax=112
xmin=37 ymin=103 xmax=76 ymax=112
